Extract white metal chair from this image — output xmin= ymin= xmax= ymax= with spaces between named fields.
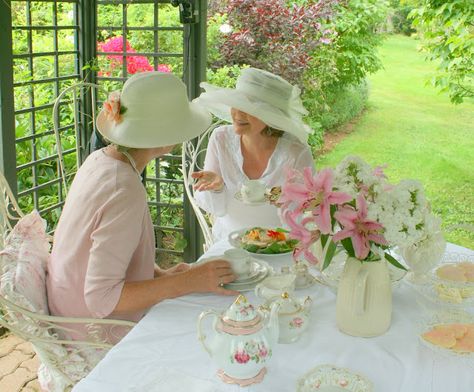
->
xmin=0 ymin=147 xmax=136 ymax=389
xmin=182 ymin=122 xmax=224 ymax=252
xmin=52 ymin=81 xmax=106 ymax=195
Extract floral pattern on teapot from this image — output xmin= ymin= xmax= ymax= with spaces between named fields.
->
xmin=230 ymin=340 xmax=271 ymax=364
xmin=289 ymin=317 xmax=304 ymax=329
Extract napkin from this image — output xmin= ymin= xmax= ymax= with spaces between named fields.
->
xmin=130 ymin=367 xmax=223 ymax=392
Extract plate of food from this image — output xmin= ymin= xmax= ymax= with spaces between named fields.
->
xmin=411 ymin=253 xmax=474 ymax=307
xmin=419 ymin=309 xmax=474 ymax=366
xmin=228 ymin=227 xmax=298 ymax=256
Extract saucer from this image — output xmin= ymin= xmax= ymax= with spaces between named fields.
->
xmin=234 ymin=190 xmax=267 ymax=206
xmin=225 ymin=259 xmax=273 ymax=292
xmin=296 ymin=364 xmax=373 ymax=392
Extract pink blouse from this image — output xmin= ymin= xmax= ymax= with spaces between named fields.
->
xmin=47 ymin=149 xmax=155 ymax=325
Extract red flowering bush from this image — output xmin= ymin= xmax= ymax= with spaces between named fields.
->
xmin=213 ymin=0 xmax=339 ymax=85
xmin=97 ymin=36 xmax=171 ymax=76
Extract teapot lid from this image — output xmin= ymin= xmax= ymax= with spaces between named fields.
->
xmin=223 ymin=295 xmax=258 ymax=323
xmin=277 ymin=292 xmax=302 ymax=315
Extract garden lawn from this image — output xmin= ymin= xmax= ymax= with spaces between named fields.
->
xmin=317 ymin=35 xmax=474 ymax=249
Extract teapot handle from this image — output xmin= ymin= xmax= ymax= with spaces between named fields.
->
xmin=355 ymin=268 xmax=370 ymax=315
xmin=197 ymin=310 xmax=219 ymax=356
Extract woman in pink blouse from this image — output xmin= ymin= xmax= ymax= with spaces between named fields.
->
xmin=47 ymin=72 xmax=237 ymax=332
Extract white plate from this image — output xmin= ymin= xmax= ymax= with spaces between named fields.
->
xmin=418 ymin=309 xmax=474 ymax=367
xmin=316 ymin=256 xmax=407 ymax=293
xmin=409 ymin=253 xmax=474 ymax=308
xmin=296 ymin=364 xmax=373 ymax=392
xmin=228 ymin=228 xmax=295 ymax=257
xmin=234 ymin=190 xmax=267 ymax=206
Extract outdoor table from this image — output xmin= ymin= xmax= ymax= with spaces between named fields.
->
xmin=73 ymin=241 xmax=474 ymax=392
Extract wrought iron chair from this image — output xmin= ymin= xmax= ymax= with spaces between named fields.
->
xmin=182 ymin=122 xmax=224 ymax=253
xmin=0 ymin=82 xmax=137 ymax=391
xmin=52 ymin=81 xmax=106 ymax=194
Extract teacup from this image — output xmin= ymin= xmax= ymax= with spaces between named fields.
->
xmin=223 ymin=248 xmax=252 ymax=277
xmin=255 ymin=274 xmax=296 ymax=301
xmin=241 ymin=180 xmax=266 ymax=203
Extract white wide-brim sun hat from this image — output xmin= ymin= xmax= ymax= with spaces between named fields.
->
xmin=96 ymin=71 xmax=211 ymax=148
xmin=194 ymin=68 xmax=312 ymax=144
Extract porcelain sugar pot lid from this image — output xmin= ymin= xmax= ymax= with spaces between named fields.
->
xmin=223 ymin=295 xmax=259 ymax=324
xmin=276 ymin=292 xmax=302 ymax=314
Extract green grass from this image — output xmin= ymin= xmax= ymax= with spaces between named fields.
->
xmin=317 ymin=35 xmax=474 ymax=250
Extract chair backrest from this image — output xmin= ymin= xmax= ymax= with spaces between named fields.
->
xmin=0 ymin=172 xmax=24 ymax=249
xmin=182 ymin=123 xmax=223 ymax=253
xmin=0 ymin=170 xmax=136 ymax=391
xmin=52 ymin=82 xmax=105 ymax=196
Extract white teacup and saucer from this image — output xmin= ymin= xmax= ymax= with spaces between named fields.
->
xmin=235 ymin=180 xmax=267 ymax=205
xmin=223 ymin=248 xmax=256 ymax=280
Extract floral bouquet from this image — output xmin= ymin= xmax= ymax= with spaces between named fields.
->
xmin=278 ymin=156 xmax=445 ymax=271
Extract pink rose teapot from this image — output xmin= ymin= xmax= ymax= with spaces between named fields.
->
xmin=197 ymin=295 xmax=280 ymax=386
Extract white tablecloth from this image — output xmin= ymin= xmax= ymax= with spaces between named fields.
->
xmin=73 ymin=242 xmax=474 ymax=392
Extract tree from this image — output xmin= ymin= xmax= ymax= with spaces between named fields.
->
xmin=409 ymin=0 xmax=474 ymax=103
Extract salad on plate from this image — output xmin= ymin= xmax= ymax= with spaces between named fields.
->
xmin=234 ymin=227 xmax=298 ymax=255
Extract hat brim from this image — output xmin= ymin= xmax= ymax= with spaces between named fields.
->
xmin=195 ymin=84 xmax=311 ymax=144
xmin=96 ymin=101 xmax=211 ymax=149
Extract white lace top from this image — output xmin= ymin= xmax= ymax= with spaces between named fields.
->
xmin=194 ymin=125 xmax=314 ymax=241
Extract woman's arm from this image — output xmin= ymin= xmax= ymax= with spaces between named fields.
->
xmin=192 ymin=128 xmax=228 ymax=216
xmin=112 ymin=259 xmax=237 ymax=315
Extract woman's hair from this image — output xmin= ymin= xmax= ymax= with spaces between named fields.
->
xmin=262 ymin=126 xmax=284 ymax=138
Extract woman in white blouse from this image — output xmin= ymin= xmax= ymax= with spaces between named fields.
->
xmin=192 ymin=68 xmax=314 ymax=241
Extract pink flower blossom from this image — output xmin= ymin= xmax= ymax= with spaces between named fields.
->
xmin=284 ymin=211 xmax=320 ymax=264
xmin=234 ymin=350 xmax=250 ymax=364
xmin=333 ymin=194 xmax=388 ymax=260
xmin=97 ymin=36 xmax=171 ymax=76
xmin=258 ymin=345 xmax=268 ymax=358
xmin=103 ymin=91 xmax=122 ymax=123
xmin=281 ymin=167 xmax=352 ymax=234
xmin=158 ymin=64 xmax=172 ymax=73
xmin=291 ymin=317 xmax=304 ymax=328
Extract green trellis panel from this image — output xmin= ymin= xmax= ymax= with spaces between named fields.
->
xmin=0 ymin=0 xmax=208 ymax=263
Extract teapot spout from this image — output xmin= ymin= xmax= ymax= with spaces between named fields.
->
xmin=267 ymin=301 xmax=281 ymax=345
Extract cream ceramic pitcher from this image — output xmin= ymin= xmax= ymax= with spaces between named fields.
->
xmin=336 ymin=257 xmax=392 ymax=337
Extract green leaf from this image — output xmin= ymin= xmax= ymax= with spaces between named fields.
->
xmin=385 ymin=252 xmax=408 ymax=271
xmin=341 ymin=238 xmax=355 ymax=258
xmin=322 ymin=240 xmax=337 ymax=271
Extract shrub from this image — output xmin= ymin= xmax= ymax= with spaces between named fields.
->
xmin=390 ymin=0 xmax=416 ymax=35
xmin=210 ymin=0 xmax=339 ymax=86
xmin=410 ymin=0 xmax=474 ymax=104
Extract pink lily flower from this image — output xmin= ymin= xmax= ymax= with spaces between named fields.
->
xmin=284 ymin=210 xmax=321 ymax=264
xmin=333 ymin=194 xmax=388 ymax=260
xmin=281 ymin=167 xmax=352 ymax=234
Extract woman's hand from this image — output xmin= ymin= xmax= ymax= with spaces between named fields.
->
xmin=186 ymin=259 xmax=239 ymax=295
xmin=191 ymin=171 xmax=224 ymax=192
xmin=155 ymin=262 xmax=191 ymax=277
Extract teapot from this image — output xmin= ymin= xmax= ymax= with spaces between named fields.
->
xmin=267 ymin=292 xmax=312 ymax=343
xmin=197 ymin=295 xmax=280 ymax=386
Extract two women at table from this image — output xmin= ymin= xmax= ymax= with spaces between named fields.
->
xmin=192 ymin=67 xmax=314 ymax=241
xmin=47 ymin=68 xmax=314 ymax=331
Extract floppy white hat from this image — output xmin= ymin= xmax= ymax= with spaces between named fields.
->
xmin=96 ymin=72 xmax=211 ymax=148
xmin=194 ymin=68 xmax=312 ymax=144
